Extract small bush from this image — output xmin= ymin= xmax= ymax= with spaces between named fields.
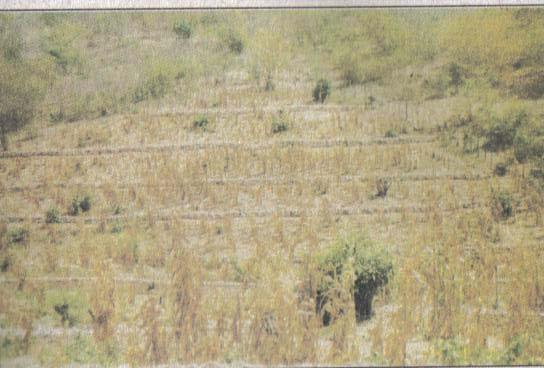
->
xmin=491 ymin=191 xmax=514 ymax=220
xmin=312 ymin=79 xmax=330 ymax=103
xmin=376 ymin=178 xmax=391 ymax=198
xmin=173 ymin=20 xmax=192 ymax=39
xmin=384 ymin=129 xmax=398 ymax=138
xmin=8 ymin=228 xmax=29 ymax=244
xmin=80 ymin=195 xmax=91 ymax=212
xmin=316 ymin=233 xmax=393 ymax=324
xmin=192 ymin=115 xmax=209 ymax=131
xmin=45 ymin=207 xmax=61 ymax=224
xmin=69 ymin=195 xmax=91 ymax=215
xmin=494 ymin=162 xmax=508 ymax=177
xmin=271 ymin=120 xmax=288 ymax=134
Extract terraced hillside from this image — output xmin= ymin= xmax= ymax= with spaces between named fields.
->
xmin=1 ymin=9 xmax=544 ymax=366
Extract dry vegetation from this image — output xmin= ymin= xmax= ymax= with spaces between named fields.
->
xmin=1 ymin=8 xmax=544 ymax=366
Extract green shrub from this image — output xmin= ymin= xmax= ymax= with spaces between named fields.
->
xmin=8 ymin=228 xmax=29 ymax=244
xmin=45 ymin=207 xmax=61 ymax=224
xmin=384 ymin=129 xmax=398 ymax=138
xmin=316 ymin=233 xmax=393 ymax=324
xmin=69 ymin=195 xmax=91 ymax=215
xmin=173 ymin=20 xmax=192 ymax=39
xmin=271 ymin=120 xmax=288 ymax=134
xmin=312 ymin=79 xmax=331 ymax=103
xmin=80 ymin=195 xmax=91 ymax=212
xmin=494 ymin=162 xmax=508 ymax=177
xmin=491 ymin=190 xmax=514 ymax=220
xmin=192 ymin=115 xmax=209 ymax=131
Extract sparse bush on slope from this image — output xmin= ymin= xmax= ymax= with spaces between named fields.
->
xmin=316 ymin=233 xmax=393 ymax=324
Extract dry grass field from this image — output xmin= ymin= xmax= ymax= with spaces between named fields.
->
xmin=1 ymin=8 xmax=544 ymax=367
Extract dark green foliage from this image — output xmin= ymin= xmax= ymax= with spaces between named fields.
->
xmin=45 ymin=207 xmax=61 ymax=224
xmin=8 ymin=228 xmax=29 ymax=244
xmin=69 ymin=195 xmax=91 ymax=215
xmin=173 ymin=20 xmax=192 ymax=39
xmin=494 ymin=162 xmax=508 ymax=177
xmin=54 ymin=303 xmax=76 ymax=327
xmin=193 ymin=116 xmax=209 ymax=130
xmin=80 ymin=195 xmax=91 ymax=212
xmin=316 ymin=233 xmax=393 ymax=324
xmin=313 ymin=79 xmax=331 ymax=103
xmin=271 ymin=120 xmax=288 ymax=134
xmin=384 ymin=129 xmax=398 ymax=138
xmin=491 ymin=190 xmax=514 ymax=220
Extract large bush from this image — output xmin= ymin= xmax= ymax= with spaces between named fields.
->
xmin=316 ymin=233 xmax=393 ymax=324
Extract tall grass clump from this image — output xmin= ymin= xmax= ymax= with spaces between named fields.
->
xmin=316 ymin=233 xmax=393 ymax=324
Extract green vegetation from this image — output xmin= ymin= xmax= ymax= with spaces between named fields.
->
xmin=1 ymin=9 xmax=544 ymax=367
xmin=316 ymin=233 xmax=393 ymax=324
xmin=313 ymin=79 xmax=331 ymax=103
xmin=173 ymin=19 xmax=192 ymax=39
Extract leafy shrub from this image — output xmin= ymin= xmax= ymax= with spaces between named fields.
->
xmin=376 ymin=178 xmax=391 ymax=198
xmin=69 ymin=195 xmax=91 ymax=215
xmin=316 ymin=233 xmax=393 ymax=324
xmin=80 ymin=195 xmax=92 ymax=212
xmin=384 ymin=129 xmax=398 ymax=138
xmin=8 ymin=228 xmax=29 ymax=244
xmin=491 ymin=190 xmax=514 ymax=220
xmin=45 ymin=207 xmax=61 ymax=224
xmin=271 ymin=120 xmax=288 ymax=134
xmin=494 ymin=162 xmax=508 ymax=177
xmin=312 ymin=79 xmax=331 ymax=103
xmin=192 ymin=115 xmax=209 ymax=131
xmin=173 ymin=20 xmax=192 ymax=39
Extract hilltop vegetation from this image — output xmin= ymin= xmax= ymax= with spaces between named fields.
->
xmin=0 ymin=8 xmax=544 ymax=366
